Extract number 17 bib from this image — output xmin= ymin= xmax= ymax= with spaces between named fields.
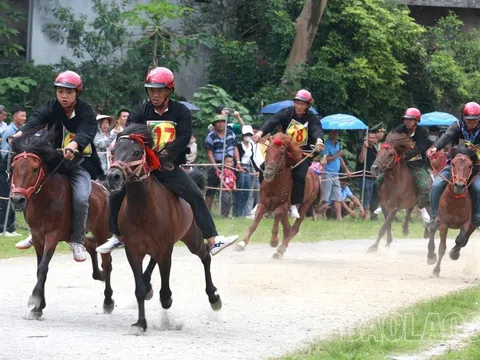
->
xmin=146 ymin=121 xmax=177 ymax=151
xmin=286 ymin=119 xmax=308 ymax=146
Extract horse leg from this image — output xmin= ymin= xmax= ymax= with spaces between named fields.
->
xmin=270 ymin=213 xmax=281 ymax=248
xmin=183 ymin=224 xmax=221 ymax=310
xmin=236 ymin=203 xmax=268 ymax=251
xmin=403 ymin=208 xmax=412 ymax=236
xmin=125 ymin=249 xmax=148 ymax=333
xmin=99 ymin=253 xmax=114 ymax=313
xmin=368 ymin=210 xmax=396 ymax=252
xmin=273 ymin=214 xmax=291 ymax=260
xmin=449 ymin=221 xmax=472 ymax=261
xmin=433 ymin=226 xmax=448 ymax=277
xmin=28 ymin=235 xmax=58 ymax=320
xmin=385 ymin=209 xmax=398 ymax=247
xmin=427 ymin=221 xmax=438 ymax=265
xmin=142 ymin=257 xmax=156 ymax=301
xmin=84 ymin=236 xmax=105 ymax=281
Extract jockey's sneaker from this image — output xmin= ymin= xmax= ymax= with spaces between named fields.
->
xmin=69 ymin=243 xmax=87 ymax=262
xmin=15 ymin=234 xmax=33 ymax=249
xmin=289 ymin=205 xmax=300 ymax=219
xmin=4 ymin=231 xmax=21 ymax=237
xmin=210 ymin=235 xmax=239 ymax=256
xmin=96 ymin=236 xmax=124 ymax=254
xmin=245 ymin=215 xmax=255 ymax=220
xmin=374 ymin=207 xmax=383 ymax=215
xmin=419 ymin=208 xmax=431 ymax=223
xmin=250 ymin=204 xmax=258 ymax=215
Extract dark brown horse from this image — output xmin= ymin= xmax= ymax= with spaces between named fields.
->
xmin=235 ymin=133 xmax=320 ymax=259
xmin=427 ymin=147 xmax=477 ymax=276
xmin=9 ymin=131 xmax=113 ymax=319
xmin=106 ymin=124 xmax=220 ymax=334
xmin=369 ymin=132 xmax=430 ymax=252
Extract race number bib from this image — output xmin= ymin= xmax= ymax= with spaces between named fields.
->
xmin=286 ymin=119 xmax=308 ymax=146
xmin=146 ymin=121 xmax=177 ymax=151
xmin=460 ymin=139 xmax=480 ymax=159
xmin=63 ymin=128 xmax=92 ymax=156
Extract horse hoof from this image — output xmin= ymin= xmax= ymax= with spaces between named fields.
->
xmin=449 ymin=248 xmax=461 ymax=261
xmin=270 ymin=240 xmax=279 ymax=248
xmin=272 ymin=252 xmax=283 ymax=260
xmin=103 ymin=300 xmax=115 ymax=314
xmin=210 ymin=295 xmax=222 ymax=311
xmin=432 ymin=270 xmax=440 ymax=278
xmin=234 ymin=241 xmax=246 ymax=252
xmin=427 ymin=255 xmax=437 ymax=265
xmin=160 ymin=297 xmax=172 ymax=310
xmin=367 ymin=246 xmax=378 ymax=253
xmin=145 ymin=288 xmax=154 ymax=301
xmin=26 ymin=310 xmax=43 ymax=320
xmin=129 ymin=324 xmax=146 ymax=336
xmin=28 ymin=295 xmax=41 ymax=309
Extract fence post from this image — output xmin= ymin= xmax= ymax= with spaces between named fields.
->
xmin=217 ymin=114 xmax=230 ymax=217
xmin=3 ymin=151 xmax=12 ymax=235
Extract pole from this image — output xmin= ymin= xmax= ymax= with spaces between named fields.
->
xmin=361 ymin=127 xmax=369 ymax=206
xmin=3 ymin=151 xmax=12 ymax=235
xmin=218 ymin=114 xmax=230 ymax=217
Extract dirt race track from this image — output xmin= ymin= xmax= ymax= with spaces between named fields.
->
xmin=1 ymin=236 xmax=480 ymax=360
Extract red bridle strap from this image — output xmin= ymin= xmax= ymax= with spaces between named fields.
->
xmin=380 ymin=143 xmax=401 ymax=163
xmin=110 ymin=135 xmax=152 ymax=182
xmin=10 ymin=152 xmax=46 ymax=200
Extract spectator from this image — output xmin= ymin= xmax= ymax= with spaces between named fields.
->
xmin=186 ymin=133 xmax=198 ymax=164
xmin=317 ymin=130 xmax=351 ymax=220
xmin=0 ymin=106 xmax=26 ymax=236
xmin=430 ymin=143 xmax=450 ymax=174
xmin=246 ymin=123 xmax=266 ymax=217
xmin=94 ymin=115 xmax=116 ymax=180
xmin=234 ymin=125 xmax=255 ymax=217
xmin=356 ymin=131 xmax=378 ymax=219
xmin=220 ymin=155 xmax=236 ymax=218
xmin=215 ymin=106 xmax=245 ymax=136
xmin=326 ymin=179 xmax=365 ymax=219
xmin=111 ymin=108 xmax=129 ymax=136
xmin=204 ymin=114 xmax=237 ymax=210
xmin=370 ymin=123 xmax=385 ymax=147
xmin=0 ymin=105 xmax=9 ymax=140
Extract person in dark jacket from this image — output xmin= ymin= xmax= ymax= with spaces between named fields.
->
xmin=427 ymin=101 xmax=480 ymax=226
xmin=12 ymin=71 xmax=102 ymax=262
xmin=376 ymin=108 xmax=431 ymax=223
xmin=251 ymin=89 xmax=325 ymax=218
xmin=97 ymin=67 xmax=238 ymax=256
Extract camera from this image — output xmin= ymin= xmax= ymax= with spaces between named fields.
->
xmin=225 ymin=108 xmax=235 ymax=115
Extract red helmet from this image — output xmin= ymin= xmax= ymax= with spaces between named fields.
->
xmin=462 ymin=102 xmax=480 ymax=120
xmin=145 ymin=67 xmax=175 ymax=89
xmin=402 ymin=107 xmax=421 ymax=122
xmin=293 ymin=89 xmax=313 ymax=105
xmin=54 ymin=71 xmax=83 ymax=91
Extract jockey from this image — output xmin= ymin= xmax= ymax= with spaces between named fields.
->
xmin=427 ymin=101 xmax=480 ymax=227
xmin=376 ymin=108 xmax=431 ymax=223
xmin=251 ymin=89 xmax=325 ymax=218
xmin=97 ymin=66 xmax=238 ymax=255
xmin=12 ymin=70 xmax=103 ymax=262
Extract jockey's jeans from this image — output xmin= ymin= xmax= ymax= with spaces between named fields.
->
xmin=430 ymin=165 xmax=480 ymax=223
xmin=65 ymin=164 xmax=92 ymax=244
xmin=109 ymin=165 xmax=218 ymax=239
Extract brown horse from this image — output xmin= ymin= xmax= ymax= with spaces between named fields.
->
xmin=9 ymin=131 xmax=113 ymax=319
xmin=427 ymin=147 xmax=477 ymax=276
xmin=235 ymin=133 xmax=320 ymax=259
xmin=369 ymin=132 xmax=430 ymax=252
xmin=106 ymin=124 xmax=220 ymax=334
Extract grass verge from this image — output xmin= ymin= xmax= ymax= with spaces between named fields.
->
xmin=434 ymin=334 xmax=480 ymax=359
xmin=279 ymin=286 xmax=480 ymax=360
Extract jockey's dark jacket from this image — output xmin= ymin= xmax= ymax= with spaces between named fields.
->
xmin=393 ymin=124 xmax=429 ymax=168
xmin=435 ymin=121 xmax=480 ymax=149
xmin=21 ymin=98 xmax=103 ymax=179
xmin=127 ymin=100 xmax=191 ymax=165
xmin=259 ymin=106 xmax=324 ymax=151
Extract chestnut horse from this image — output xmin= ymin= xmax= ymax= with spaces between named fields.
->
xmin=427 ymin=147 xmax=477 ymax=276
xmin=106 ymin=124 xmax=220 ymax=334
xmin=9 ymin=130 xmax=113 ymax=319
xmin=235 ymin=133 xmax=320 ymax=259
xmin=369 ymin=132 xmax=430 ymax=252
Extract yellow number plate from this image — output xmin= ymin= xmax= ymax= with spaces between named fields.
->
xmin=146 ymin=121 xmax=177 ymax=151
xmin=286 ymin=119 xmax=308 ymax=146
xmin=63 ymin=131 xmax=92 ymax=156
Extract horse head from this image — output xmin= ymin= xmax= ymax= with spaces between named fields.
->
xmin=371 ymin=132 xmax=412 ymax=176
xmin=450 ymin=146 xmax=477 ymax=195
xmin=107 ymin=124 xmax=160 ymax=192
xmin=263 ymin=133 xmax=303 ymax=182
xmin=9 ymin=127 xmax=60 ymax=211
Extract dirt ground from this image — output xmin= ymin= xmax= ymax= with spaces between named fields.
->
xmin=1 ymin=236 xmax=479 ymax=360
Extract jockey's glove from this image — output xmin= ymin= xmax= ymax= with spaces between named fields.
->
xmin=315 ymin=138 xmax=324 ymax=153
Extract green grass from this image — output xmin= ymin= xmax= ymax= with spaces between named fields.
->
xmin=435 ymin=334 xmax=480 ymax=359
xmin=279 ymin=286 xmax=480 ymax=360
xmin=0 ymin=214 xmax=431 ymax=259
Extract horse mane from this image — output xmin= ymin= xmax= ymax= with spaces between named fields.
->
xmin=117 ymin=124 xmax=154 ymax=149
xmin=451 ymin=146 xmax=478 ymax=162
xmin=385 ymin=131 xmax=413 ymax=153
xmin=10 ymin=127 xmax=62 ymax=172
xmin=271 ymin=133 xmax=303 ymax=164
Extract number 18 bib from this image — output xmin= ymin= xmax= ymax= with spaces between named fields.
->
xmin=146 ymin=121 xmax=177 ymax=151
xmin=286 ymin=119 xmax=308 ymax=146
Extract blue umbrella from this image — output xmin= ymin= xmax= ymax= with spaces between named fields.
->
xmin=418 ymin=111 xmax=458 ymax=127
xmin=260 ymin=100 xmax=319 ymax=115
xmin=179 ymin=101 xmax=200 ymax=112
xmin=321 ymin=114 xmax=368 ymax=130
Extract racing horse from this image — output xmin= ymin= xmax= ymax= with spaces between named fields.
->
xmin=369 ymin=132 xmax=430 ymax=252
xmin=427 ymin=147 xmax=478 ymax=276
xmin=9 ymin=129 xmax=114 ymax=319
xmin=106 ymin=124 xmax=221 ymax=334
xmin=235 ymin=133 xmax=320 ymax=259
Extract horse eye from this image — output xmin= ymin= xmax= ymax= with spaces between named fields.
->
xmin=33 ymin=168 xmax=38 ymax=174
xmin=134 ymin=150 xmax=141 ymax=157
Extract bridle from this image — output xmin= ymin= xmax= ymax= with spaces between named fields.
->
xmin=10 ymin=152 xmax=47 ymax=200
xmin=431 ymin=153 xmax=475 ymax=199
xmin=109 ymin=135 xmax=152 ymax=183
xmin=376 ymin=143 xmax=401 ymax=173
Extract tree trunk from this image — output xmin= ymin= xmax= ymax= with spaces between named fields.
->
xmin=283 ymin=0 xmax=327 ymax=79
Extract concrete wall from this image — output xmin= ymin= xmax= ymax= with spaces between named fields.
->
xmin=400 ymin=0 xmax=480 ymax=8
